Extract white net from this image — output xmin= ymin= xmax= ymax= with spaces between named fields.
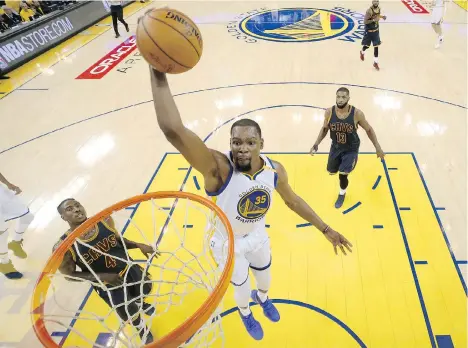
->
xmin=32 ymin=193 xmax=233 ymax=348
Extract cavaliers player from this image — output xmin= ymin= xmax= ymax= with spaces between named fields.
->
xmin=53 ymin=198 xmax=159 ymax=344
xmin=150 ymin=68 xmax=353 ymax=341
xmin=310 ymin=87 xmax=385 ymax=209
xmin=360 ymin=0 xmax=387 ymax=70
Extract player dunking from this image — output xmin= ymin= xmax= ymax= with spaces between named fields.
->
xmin=150 ymin=68 xmax=353 ymax=341
xmin=360 ymin=0 xmax=387 ymax=70
xmin=310 ymin=87 xmax=385 ymax=208
xmin=53 ymin=198 xmax=158 ymax=344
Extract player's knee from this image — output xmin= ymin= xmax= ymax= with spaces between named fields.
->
xmin=21 ymin=212 xmax=34 ymax=225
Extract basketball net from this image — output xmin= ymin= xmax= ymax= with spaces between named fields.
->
xmin=31 ymin=192 xmax=234 ymax=348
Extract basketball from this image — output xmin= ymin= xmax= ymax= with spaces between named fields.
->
xmin=136 ymin=8 xmax=203 ymax=74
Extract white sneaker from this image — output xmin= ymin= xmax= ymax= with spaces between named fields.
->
xmin=435 ymin=36 xmax=443 ymax=49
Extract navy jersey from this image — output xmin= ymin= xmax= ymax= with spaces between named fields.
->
xmin=57 ymin=221 xmax=129 ymax=276
xmin=328 ymin=106 xmax=360 ymax=152
xmin=365 ymin=6 xmax=381 ymax=31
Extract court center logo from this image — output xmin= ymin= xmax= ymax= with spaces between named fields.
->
xmin=237 ymin=188 xmax=271 ymax=222
xmin=227 ymin=7 xmax=367 ymax=44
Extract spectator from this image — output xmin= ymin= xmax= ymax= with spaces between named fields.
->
xmin=19 ymin=2 xmax=39 ymax=22
xmin=109 ymin=0 xmax=130 ymax=38
xmin=2 ymin=5 xmax=21 ymax=27
xmin=27 ymin=0 xmax=45 ymax=15
xmin=109 ymin=1 xmax=129 ymax=39
xmin=0 ymin=16 xmax=9 ymax=33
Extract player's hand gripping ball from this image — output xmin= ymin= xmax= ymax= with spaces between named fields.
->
xmin=136 ymin=8 xmax=203 ymax=74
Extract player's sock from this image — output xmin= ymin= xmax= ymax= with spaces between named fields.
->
xmin=13 ymin=212 xmax=34 ymax=242
xmin=239 ymin=306 xmax=251 ymax=316
xmin=234 ymin=276 xmax=252 ymax=315
xmin=257 ymin=290 xmax=268 ymax=303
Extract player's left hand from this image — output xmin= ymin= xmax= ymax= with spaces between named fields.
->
xmin=7 ymin=184 xmax=21 ymax=195
xmin=381 ymin=15 xmax=387 ymax=20
xmin=376 ymin=148 xmax=385 ymax=159
xmin=138 ymin=244 xmax=160 ymax=259
xmin=323 ymin=228 xmax=353 ymax=255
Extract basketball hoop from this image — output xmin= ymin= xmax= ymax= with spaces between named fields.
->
xmin=31 ymin=191 xmax=234 ymax=348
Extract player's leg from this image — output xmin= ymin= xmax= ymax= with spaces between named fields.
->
xmin=125 ymin=264 xmax=154 ymax=316
xmin=117 ymin=6 xmax=129 ymax=32
xmin=246 ymin=236 xmax=280 ymax=323
xmin=327 ymin=147 xmax=341 ymax=177
xmin=335 ymin=151 xmax=359 ymax=209
xmin=360 ymin=33 xmax=371 ymax=61
xmin=8 ymin=211 xmax=33 ymax=258
xmin=372 ymin=32 xmax=381 ymax=70
xmin=0 ymin=209 xmax=23 ymax=279
xmin=3 ymin=192 xmax=33 ymax=258
xmin=210 ymin=234 xmax=263 ymax=340
xmin=110 ymin=7 xmax=119 ymax=37
xmin=327 ymin=148 xmax=344 ymax=207
xmin=95 ymin=286 xmax=154 ymax=344
xmin=431 ymin=9 xmax=444 ymax=48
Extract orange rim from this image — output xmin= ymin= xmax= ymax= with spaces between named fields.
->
xmin=31 ymin=191 xmax=234 ymax=348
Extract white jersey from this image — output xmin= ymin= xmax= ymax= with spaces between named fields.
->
xmin=207 ymin=152 xmax=278 ymax=238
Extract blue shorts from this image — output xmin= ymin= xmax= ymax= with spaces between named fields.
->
xmin=327 ymin=149 xmax=359 ymax=175
xmin=361 ymin=30 xmax=381 ymax=47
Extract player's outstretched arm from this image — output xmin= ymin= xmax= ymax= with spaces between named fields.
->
xmin=105 ymin=216 xmax=160 ymax=258
xmin=356 ymin=110 xmax=385 ymax=159
xmin=150 ymin=68 xmax=222 ymax=182
xmin=272 ymin=160 xmax=353 ymax=255
xmin=310 ymin=108 xmax=331 ymax=154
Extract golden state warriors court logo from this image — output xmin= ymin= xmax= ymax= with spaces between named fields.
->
xmin=237 ymin=8 xmax=355 ymax=43
xmin=237 ymin=188 xmax=271 ymax=222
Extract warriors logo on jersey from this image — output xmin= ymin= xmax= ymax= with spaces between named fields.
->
xmin=237 ymin=187 xmax=271 ymax=222
xmin=207 ymin=152 xmax=277 ymax=237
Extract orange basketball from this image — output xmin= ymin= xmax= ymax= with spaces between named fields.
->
xmin=136 ymin=8 xmax=203 ymax=74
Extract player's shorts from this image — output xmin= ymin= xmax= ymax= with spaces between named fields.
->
xmin=327 ymin=148 xmax=359 ymax=175
xmin=361 ymin=30 xmax=381 ymax=47
xmin=94 ymin=264 xmax=153 ymax=320
xmin=0 ymin=185 xmax=30 ymax=230
xmin=210 ymin=228 xmax=271 ymax=286
xmin=431 ymin=6 xmax=445 ymax=24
